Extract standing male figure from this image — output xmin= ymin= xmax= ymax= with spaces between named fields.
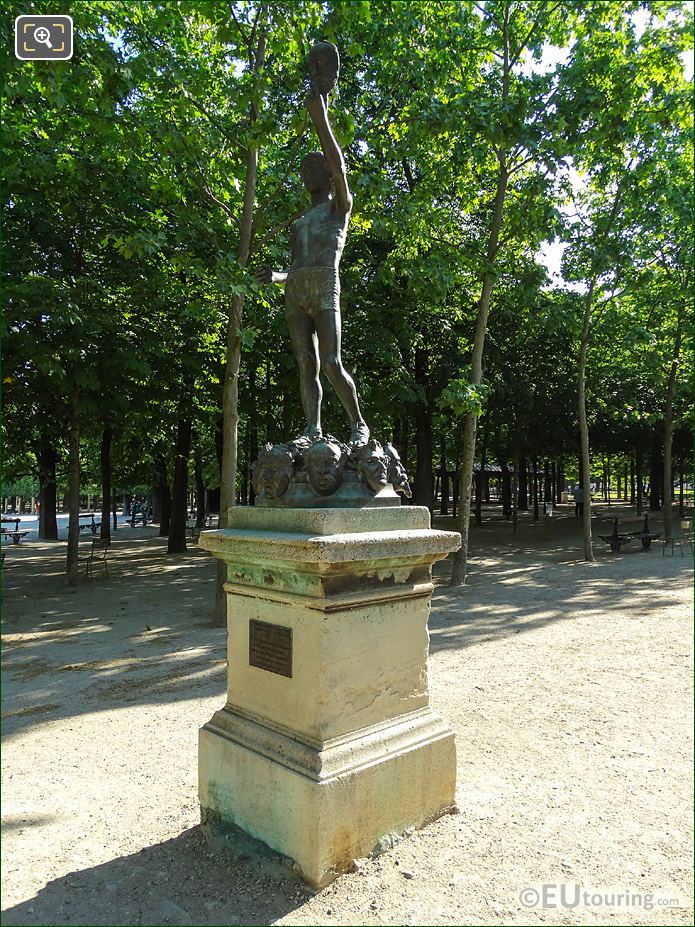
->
xmin=256 ymin=43 xmax=369 ymax=448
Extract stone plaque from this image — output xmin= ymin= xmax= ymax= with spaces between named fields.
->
xmin=249 ymin=619 xmax=293 ymax=678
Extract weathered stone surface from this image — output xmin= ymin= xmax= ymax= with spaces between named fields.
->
xmin=199 ymin=707 xmax=457 ymax=888
xmin=224 ymin=504 xmax=430 ymax=535
xmin=200 ymin=527 xmax=460 ymax=568
xmin=198 ymin=505 xmax=460 ymax=887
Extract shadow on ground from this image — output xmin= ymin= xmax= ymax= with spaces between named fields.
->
xmin=1 ymin=824 xmax=311 ymax=926
xmin=2 ymin=532 xmax=225 ymax=739
xmin=2 ymin=507 xmax=691 ymax=735
xmin=427 ymin=504 xmax=691 ymax=652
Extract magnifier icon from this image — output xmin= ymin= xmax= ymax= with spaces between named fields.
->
xmin=34 ymin=26 xmax=53 ymax=49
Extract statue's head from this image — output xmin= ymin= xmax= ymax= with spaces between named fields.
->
xmin=252 ymin=444 xmax=295 ymax=500
xmin=305 ymin=438 xmax=345 ymax=496
xmin=300 ymin=152 xmax=331 ymax=196
xmin=307 ymin=41 xmax=340 ymax=96
xmin=356 ymin=440 xmax=389 ymax=493
xmin=385 ymin=443 xmax=412 ymax=498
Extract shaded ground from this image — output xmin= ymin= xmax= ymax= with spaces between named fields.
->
xmin=2 ymin=505 xmax=693 ymax=925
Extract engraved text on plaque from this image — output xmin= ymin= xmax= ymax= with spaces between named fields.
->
xmin=249 ymin=619 xmax=293 ymax=677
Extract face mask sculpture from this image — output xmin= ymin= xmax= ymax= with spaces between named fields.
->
xmin=356 ymin=440 xmax=390 ymax=494
xmin=306 ymin=41 xmax=340 ymax=96
xmin=384 ymin=443 xmax=412 ymax=499
xmin=304 ymin=438 xmax=346 ymax=496
xmin=252 ymin=444 xmax=296 ymax=500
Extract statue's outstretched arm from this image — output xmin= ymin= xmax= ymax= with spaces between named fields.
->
xmin=255 ymin=267 xmax=287 ymax=285
xmin=306 ymin=90 xmax=352 ymax=214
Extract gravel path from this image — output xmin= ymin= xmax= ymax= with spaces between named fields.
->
xmin=2 ymin=507 xmax=692 ymax=925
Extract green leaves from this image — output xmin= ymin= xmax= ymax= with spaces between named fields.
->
xmin=2 ymin=0 xmax=691 ymax=497
xmin=439 ymin=375 xmax=492 ymax=418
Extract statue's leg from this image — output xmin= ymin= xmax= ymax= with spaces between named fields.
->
xmin=314 ymin=303 xmax=369 ymax=446
xmin=287 ymin=309 xmax=322 ymax=438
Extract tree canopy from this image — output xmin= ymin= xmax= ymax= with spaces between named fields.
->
xmin=2 ymin=0 xmax=692 ymax=583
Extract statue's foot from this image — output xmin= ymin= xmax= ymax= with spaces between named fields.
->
xmin=349 ymin=421 xmax=370 ymax=448
xmin=302 ymin=425 xmax=323 ymax=441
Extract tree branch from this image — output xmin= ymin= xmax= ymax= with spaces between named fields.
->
xmin=509 ymin=3 xmax=562 ymax=68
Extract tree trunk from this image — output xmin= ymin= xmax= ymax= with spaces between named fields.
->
xmin=678 ymin=457 xmax=684 ymax=518
xmin=475 ymin=444 xmax=486 ymax=527
xmin=249 ymin=366 xmax=258 ymax=506
xmin=501 ymin=459 xmax=511 ymax=520
xmin=154 ymin=454 xmax=171 ymax=536
xmin=578 ymin=283 xmax=595 ymax=561
xmin=636 ymin=451 xmax=644 ymax=516
xmin=532 ymin=458 xmax=539 ymax=520
xmin=630 ymin=456 xmax=635 ymax=505
xmin=401 ymin=416 xmax=411 ymax=472
xmin=195 ymin=440 xmax=206 ymax=529
xmin=602 ymin=457 xmax=609 ymax=503
xmin=474 ymin=464 xmax=482 ymax=525
xmin=100 ymin=421 xmax=112 ymax=543
xmin=518 ymin=457 xmax=528 ymax=510
xmin=281 ymin=386 xmax=292 ymax=443
xmin=512 ymin=447 xmax=519 ymax=536
xmin=413 ymin=345 xmax=434 ymax=510
xmin=112 ymin=491 xmax=118 ymax=531
xmin=450 ymin=191 xmax=510 ymax=581
xmin=168 ymin=417 xmax=192 ymax=554
xmin=216 ymin=21 xmax=267 ymax=623
xmin=66 ymin=396 xmax=80 ymax=585
xmin=557 ymin=461 xmax=564 ymax=505
xmin=450 ymin=9 xmax=511 ymax=586
xmin=240 ymin=417 xmax=249 ymax=506
xmin=663 ymin=296 xmax=685 ymax=541
xmin=649 ymin=441 xmax=662 ymax=512
xmin=37 ymin=437 xmax=58 ymax=540
xmin=439 ymin=460 xmax=449 ymax=516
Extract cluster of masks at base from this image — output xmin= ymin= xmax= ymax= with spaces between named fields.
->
xmin=252 ymin=436 xmax=412 ymax=501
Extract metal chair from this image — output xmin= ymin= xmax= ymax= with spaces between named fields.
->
xmin=662 ymin=519 xmax=693 ymax=557
xmin=78 ymin=538 xmax=110 ymax=577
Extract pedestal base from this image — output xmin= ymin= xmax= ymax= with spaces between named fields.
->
xmin=199 ymin=705 xmax=456 ymax=888
xmin=198 ymin=506 xmax=460 ymax=888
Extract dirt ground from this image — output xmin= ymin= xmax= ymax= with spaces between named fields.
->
xmin=1 ymin=504 xmax=693 ymax=926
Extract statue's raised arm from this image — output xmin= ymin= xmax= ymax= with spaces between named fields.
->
xmin=306 ymin=90 xmax=352 ymax=215
xmin=305 ymin=42 xmax=351 ymax=215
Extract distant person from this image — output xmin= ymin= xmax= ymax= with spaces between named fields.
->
xmin=573 ymin=484 xmax=583 ymax=517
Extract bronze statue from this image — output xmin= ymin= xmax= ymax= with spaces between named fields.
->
xmin=256 ymin=42 xmax=369 ymax=449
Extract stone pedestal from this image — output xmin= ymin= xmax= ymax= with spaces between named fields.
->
xmin=198 ymin=505 xmax=460 ymax=888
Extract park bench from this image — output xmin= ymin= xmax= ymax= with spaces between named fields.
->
xmin=598 ymin=518 xmax=634 ymax=552
xmin=625 ymin=514 xmax=660 ymax=550
xmin=78 ymin=512 xmax=101 ymax=535
xmin=599 ymin=515 xmax=660 ymax=553
xmin=1 ymin=519 xmax=29 ymax=545
xmin=77 ymin=538 xmax=110 ymax=579
xmin=129 ymin=506 xmax=150 ymax=526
